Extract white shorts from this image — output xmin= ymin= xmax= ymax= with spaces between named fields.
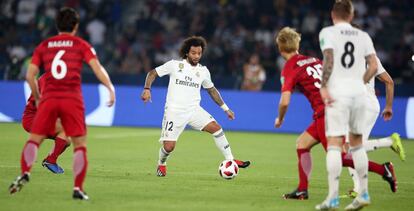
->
xmin=159 ymin=106 xmax=215 ymax=142
xmin=345 ymin=93 xmax=380 ymax=143
xmin=325 ymin=94 xmax=368 ymax=137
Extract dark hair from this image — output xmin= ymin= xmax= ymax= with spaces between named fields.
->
xmin=179 ymin=36 xmax=207 ymax=59
xmin=56 ymin=7 xmax=80 ymax=32
xmin=332 ymin=0 xmax=354 ymax=20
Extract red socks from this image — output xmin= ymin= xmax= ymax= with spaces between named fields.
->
xmin=21 ymin=140 xmax=39 ymax=174
xmin=45 ymin=137 xmax=69 ymax=163
xmin=342 ymin=153 xmax=385 ymax=175
xmin=73 ymin=147 xmax=88 ymax=191
xmin=297 ymin=149 xmax=312 ymax=191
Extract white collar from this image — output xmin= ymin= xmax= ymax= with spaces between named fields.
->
xmin=183 ymin=59 xmax=200 ymax=67
xmin=334 ymin=22 xmax=352 ymax=27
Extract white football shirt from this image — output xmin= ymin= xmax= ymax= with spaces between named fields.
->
xmin=366 ymin=56 xmax=386 ymax=96
xmin=155 ymin=59 xmax=214 ymax=110
xmin=319 ymin=22 xmax=376 ymax=97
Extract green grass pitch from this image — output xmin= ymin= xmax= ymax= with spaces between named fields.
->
xmin=0 ymin=122 xmax=413 ymax=211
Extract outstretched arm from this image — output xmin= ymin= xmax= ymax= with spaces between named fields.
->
xmin=274 ymin=91 xmax=291 ymax=128
xmin=206 ymin=87 xmax=235 ymax=120
xmin=377 ymin=71 xmax=394 ymax=121
xmin=320 ymin=49 xmax=334 ymax=106
xmin=141 ymin=69 xmax=158 ymax=103
xmin=89 ymin=59 xmax=115 ymax=107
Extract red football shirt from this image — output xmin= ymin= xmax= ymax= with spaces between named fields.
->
xmin=31 ymin=34 xmax=97 ymax=100
xmin=281 ymin=54 xmax=325 ymax=119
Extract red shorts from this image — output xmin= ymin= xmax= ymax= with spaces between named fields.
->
xmin=30 ymin=97 xmax=86 ymax=137
xmin=22 ymin=112 xmax=35 ymax=134
xmin=306 ymin=115 xmax=328 ymax=150
xmin=22 ymin=111 xmax=58 ymax=138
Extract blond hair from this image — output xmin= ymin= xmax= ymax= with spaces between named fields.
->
xmin=276 ymin=27 xmax=301 ymax=53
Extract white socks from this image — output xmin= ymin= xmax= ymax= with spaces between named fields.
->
xmin=212 ymin=129 xmax=234 ymax=160
xmin=326 ymin=146 xmax=342 ymax=200
xmin=364 ymin=137 xmax=393 ymax=152
xmin=350 ymin=145 xmax=369 ymax=194
xmin=348 ymin=167 xmax=360 ymax=193
xmin=158 ymin=147 xmax=170 ymax=165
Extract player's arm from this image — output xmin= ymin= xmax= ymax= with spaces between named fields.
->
xmin=275 ymin=91 xmax=291 ymax=128
xmin=25 ymin=64 xmax=40 ymax=106
xmin=320 ymin=49 xmax=334 ymax=106
xmin=141 ymin=69 xmax=158 ymax=103
xmin=206 ymin=87 xmax=235 ymax=120
xmin=89 ymin=59 xmax=115 ymax=107
xmin=377 ymin=71 xmax=394 ymax=121
xmin=363 ymin=54 xmax=378 ymax=84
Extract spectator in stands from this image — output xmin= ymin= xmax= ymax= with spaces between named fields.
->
xmin=241 ymin=54 xmax=266 ymax=91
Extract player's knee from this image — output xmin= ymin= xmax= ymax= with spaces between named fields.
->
xmin=72 ymin=136 xmax=86 ymax=148
xmin=205 ymin=121 xmax=222 ymax=134
xmin=296 ymin=138 xmax=313 ymax=150
xmin=163 ymin=142 xmax=176 ymax=153
xmin=29 ymin=133 xmax=46 ymax=144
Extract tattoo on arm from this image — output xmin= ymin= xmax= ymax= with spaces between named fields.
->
xmin=207 ymin=87 xmax=225 ymax=106
xmin=321 ymin=49 xmax=334 ymax=88
xmin=144 ymin=69 xmax=158 ymax=89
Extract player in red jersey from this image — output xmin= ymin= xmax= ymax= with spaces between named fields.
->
xmin=274 ymin=27 xmax=396 ymax=200
xmin=9 ymin=7 xmax=115 ymax=200
xmin=22 ymin=75 xmax=70 ymax=174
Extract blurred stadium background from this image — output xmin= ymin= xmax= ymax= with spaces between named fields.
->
xmin=1 ymin=0 xmax=414 ymax=93
xmin=1 ymin=1 xmax=414 ymax=210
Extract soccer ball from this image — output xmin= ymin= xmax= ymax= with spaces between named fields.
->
xmin=218 ymin=160 xmax=239 ymax=179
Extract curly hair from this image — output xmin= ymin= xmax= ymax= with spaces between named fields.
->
xmin=56 ymin=7 xmax=80 ymax=32
xmin=179 ymin=36 xmax=207 ymax=59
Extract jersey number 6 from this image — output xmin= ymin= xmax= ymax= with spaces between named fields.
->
xmin=51 ymin=50 xmax=67 ymax=80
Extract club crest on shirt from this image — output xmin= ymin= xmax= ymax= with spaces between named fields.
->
xmin=196 ymin=72 xmax=200 ymax=77
xmin=178 ymin=63 xmax=184 ymax=72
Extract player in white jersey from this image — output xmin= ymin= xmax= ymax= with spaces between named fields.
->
xmin=141 ymin=36 xmax=250 ymax=177
xmin=345 ymin=56 xmax=405 ymax=198
xmin=316 ymin=1 xmax=378 ymax=210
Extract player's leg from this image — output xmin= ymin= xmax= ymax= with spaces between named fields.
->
xmin=191 ymin=107 xmax=250 ymax=168
xmin=203 ymin=122 xmax=251 ymax=167
xmin=59 ymin=98 xmax=89 ymax=199
xmin=202 ymin=121 xmax=233 ymax=159
xmin=365 ymin=134 xmax=405 ymax=161
xmin=342 ymin=148 xmax=397 ymax=193
xmin=344 ymin=96 xmax=372 ymax=210
xmin=10 ymin=99 xmax=57 ymax=194
xmin=159 ymin=141 xmax=176 ymax=164
xmin=42 ymin=119 xmax=71 ymax=174
xmin=71 ymin=136 xmax=89 ymax=200
xmin=283 ymin=130 xmax=319 ymax=200
xmin=316 ymin=99 xmax=349 ymax=210
xmin=156 ymin=109 xmax=186 ymax=176
xmin=345 ymin=133 xmax=371 ymax=210
xmin=361 ymin=97 xmax=405 ymax=159
xmin=156 ymin=140 xmax=177 ymax=177
xmin=284 ymin=117 xmax=324 ymax=200
xmin=9 ymin=133 xmax=47 ymax=194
